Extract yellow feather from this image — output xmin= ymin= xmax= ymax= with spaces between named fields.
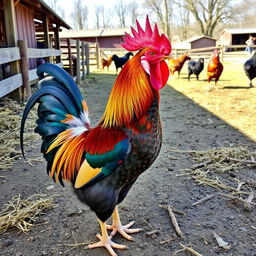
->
xmin=75 ymin=160 xmax=101 ymax=189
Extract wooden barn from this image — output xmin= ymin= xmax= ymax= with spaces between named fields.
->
xmin=0 ymin=0 xmax=71 ymax=100
xmin=220 ymin=28 xmax=256 ymax=45
xmin=187 ymin=35 xmax=216 ymax=49
xmin=172 ymin=35 xmax=216 ymax=51
xmin=60 ymin=28 xmax=128 ymax=49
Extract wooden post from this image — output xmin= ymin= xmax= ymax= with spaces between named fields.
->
xmin=67 ymin=38 xmax=73 ymax=76
xmin=220 ymin=45 xmax=224 ymax=63
xmin=18 ymin=40 xmax=31 ymax=100
xmin=54 ymin=26 xmax=61 ymax=63
xmin=4 ymin=0 xmax=21 ymax=102
xmin=81 ymin=41 xmax=86 ymax=79
xmin=174 ymin=48 xmax=178 ymax=59
xmin=96 ymin=42 xmax=100 ymax=70
xmin=43 ymin=16 xmax=50 ymax=62
xmin=85 ymin=43 xmax=90 ymax=75
xmin=76 ymin=40 xmax=81 ymax=85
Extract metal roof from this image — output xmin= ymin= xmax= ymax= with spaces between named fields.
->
xmin=60 ymin=28 xmax=129 ymax=39
xmin=38 ymin=0 xmax=71 ymax=29
xmin=222 ymin=28 xmax=256 ymax=35
xmin=186 ymin=35 xmax=216 ymax=42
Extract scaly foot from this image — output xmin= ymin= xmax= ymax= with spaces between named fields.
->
xmin=107 ymin=206 xmax=142 ymax=240
xmin=89 ymin=220 xmax=128 ymax=256
xmin=107 ymin=220 xmax=141 ymax=240
xmin=88 ymin=233 xmax=127 ymax=256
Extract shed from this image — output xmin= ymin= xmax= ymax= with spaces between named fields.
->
xmin=220 ymin=28 xmax=256 ymax=45
xmin=172 ymin=35 xmax=216 ymax=50
xmin=60 ymin=28 xmax=129 ymax=49
xmin=187 ymin=35 xmax=216 ymax=49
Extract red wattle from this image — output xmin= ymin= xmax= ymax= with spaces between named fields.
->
xmin=149 ymin=60 xmax=170 ymax=90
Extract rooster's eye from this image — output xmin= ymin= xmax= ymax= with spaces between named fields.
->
xmin=149 ymin=52 xmax=155 ymax=56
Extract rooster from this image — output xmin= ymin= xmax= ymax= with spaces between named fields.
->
xmin=168 ymin=53 xmax=191 ymax=78
xmin=101 ymin=56 xmax=113 ymax=71
xmin=243 ymin=51 xmax=256 ymax=88
xmin=20 ymin=16 xmax=171 ymax=256
xmin=207 ymin=49 xmax=223 ymax=90
xmin=187 ymin=58 xmax=204 ymax=81
xmin=112 ymin=52 xmax=133 ymax=75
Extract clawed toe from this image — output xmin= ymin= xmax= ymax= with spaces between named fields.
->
xmin=107 ymin=220 xmax=142 ymax=240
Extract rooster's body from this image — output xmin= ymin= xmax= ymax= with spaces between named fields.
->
xmin=207 ymin=49 xmax=223 ymax=90
xmin=112 ymin=52 xmax=133 ymax=75
xmin=20 ymin=16 xmax=171 ymax=256
xmin=101 ymin=56 xmax=113 ymax=71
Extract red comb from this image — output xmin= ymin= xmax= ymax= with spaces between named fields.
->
xmin=121 ymin=15 xmax=171 ymax=55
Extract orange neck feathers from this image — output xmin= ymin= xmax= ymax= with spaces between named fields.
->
xmin=101 ymin=50 xmax=157 ymax=128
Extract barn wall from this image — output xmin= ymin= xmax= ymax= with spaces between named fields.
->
xmin=15 ymin=4 xmax=36 ymax=48
xmin=98 ymin=36 xmax=123 ymax=48
xmin=220 ymin=31 xmax=232 ymax=45
xmin=77 ymin=36 xmax=124 ymax=48
xmin=0 ymin=9 xmax=6 ymax=45
xmin=15 ymin=3 xmax=36 ymax=68
xmin=191 ymin=38 xmax=216 ymax=49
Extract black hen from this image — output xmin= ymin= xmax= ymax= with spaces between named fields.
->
xmin=112 ymin=52 xmax=133 ymax=75
xmin=188 ymin=58 xmax=204 ymax=81
xmin=243 ymin=52 xmax=256 ymax=88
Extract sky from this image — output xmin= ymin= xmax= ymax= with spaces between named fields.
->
xmin=47 ymin=0 xmax=145 ymax=30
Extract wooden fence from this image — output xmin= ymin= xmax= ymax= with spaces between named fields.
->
xmin=100 ymin=44 xmax=256 ymax=65
xmin=173 ymin=44 xmax=256 ymax=63
xmin=0 ymin=40 xmax=62 ymax=100
xmin=0 ymin=39 xmax=90 ymax=101
xmin=60 ymin=39 xmax=90 ymax=79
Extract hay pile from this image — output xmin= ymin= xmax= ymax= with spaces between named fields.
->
xmin=0 ymin=97 xmax=38 ymax=171
xmin=0 ymin=194 xmax=55 ymax=233
xmin=170 ymin=146 xmax=256 ymax=193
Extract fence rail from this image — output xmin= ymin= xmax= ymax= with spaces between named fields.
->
xmin=173 ymin=44 xmax=256 ymax=63
xmin=0 ymin=39 xmax=90 ymax=101
xmin=0 ymin=40 xmax=62 ymax=100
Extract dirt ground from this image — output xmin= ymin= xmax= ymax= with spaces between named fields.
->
xmin=0 ymin=66 xmax=255 ymax=256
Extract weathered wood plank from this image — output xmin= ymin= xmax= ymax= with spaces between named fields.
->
xmin=18 ymin=40 xmax=31 ymax=99
xmin=27 ymin=48 xmax=61 ymax=58
xmin=0 ymin=73 xmax=22 ymax=98
xmin=0 ymin=48 xmax=61 ymax=65
xmin=0 ymin=47 xmax=20 ymax=64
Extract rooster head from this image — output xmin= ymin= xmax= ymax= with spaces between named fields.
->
xmin=121 ymin=15 xmax=171 ymax=90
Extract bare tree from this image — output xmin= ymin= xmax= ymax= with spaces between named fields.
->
xmin=143 ymin=0 xmax=172 ymax=39
xmin=94 ymin=5 xmax=113 ymax=29
xmin=45 ymin=0 xmax=65 ymax=20
xmin=94 ymin=5 xmax=102 ymax=29
xmin=70 ymin=0 xmax=88 ymax=30
xmin=45 ymin=0 xmax=58 ymax=10
xmin=172 ymin=1 xmax=191 ymax=41
xmin=233 ymin=0 xmax=256 ymax=28
xmin=114 ymin=0 xmax=129 ymax=28
xmin=181 ymin=0 xmax=234 ymax=37
xmin=129 ymin=1 xmax=140 ymax=26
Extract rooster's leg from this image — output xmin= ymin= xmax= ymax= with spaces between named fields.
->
xmin=89 ymin=219 xmax=127 ymax=256
xmin=107 ymin=206 xmax=142 ymax=240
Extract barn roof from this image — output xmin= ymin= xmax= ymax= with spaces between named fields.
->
xmin=38 ymin=0 xmax=71 ymax=29
xmin=18 ymin=0 xmax=71 ymax=30
xmin=60 ymin=28 xmax=129 ymax=39
xmin=186 ymin=35 xmax=216 ymax=42
xmin=221 ymin=28 xmax=256 ymax=35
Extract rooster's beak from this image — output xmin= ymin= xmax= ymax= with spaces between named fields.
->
xmin=162 ymin=55 xmax=172 ymax=60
